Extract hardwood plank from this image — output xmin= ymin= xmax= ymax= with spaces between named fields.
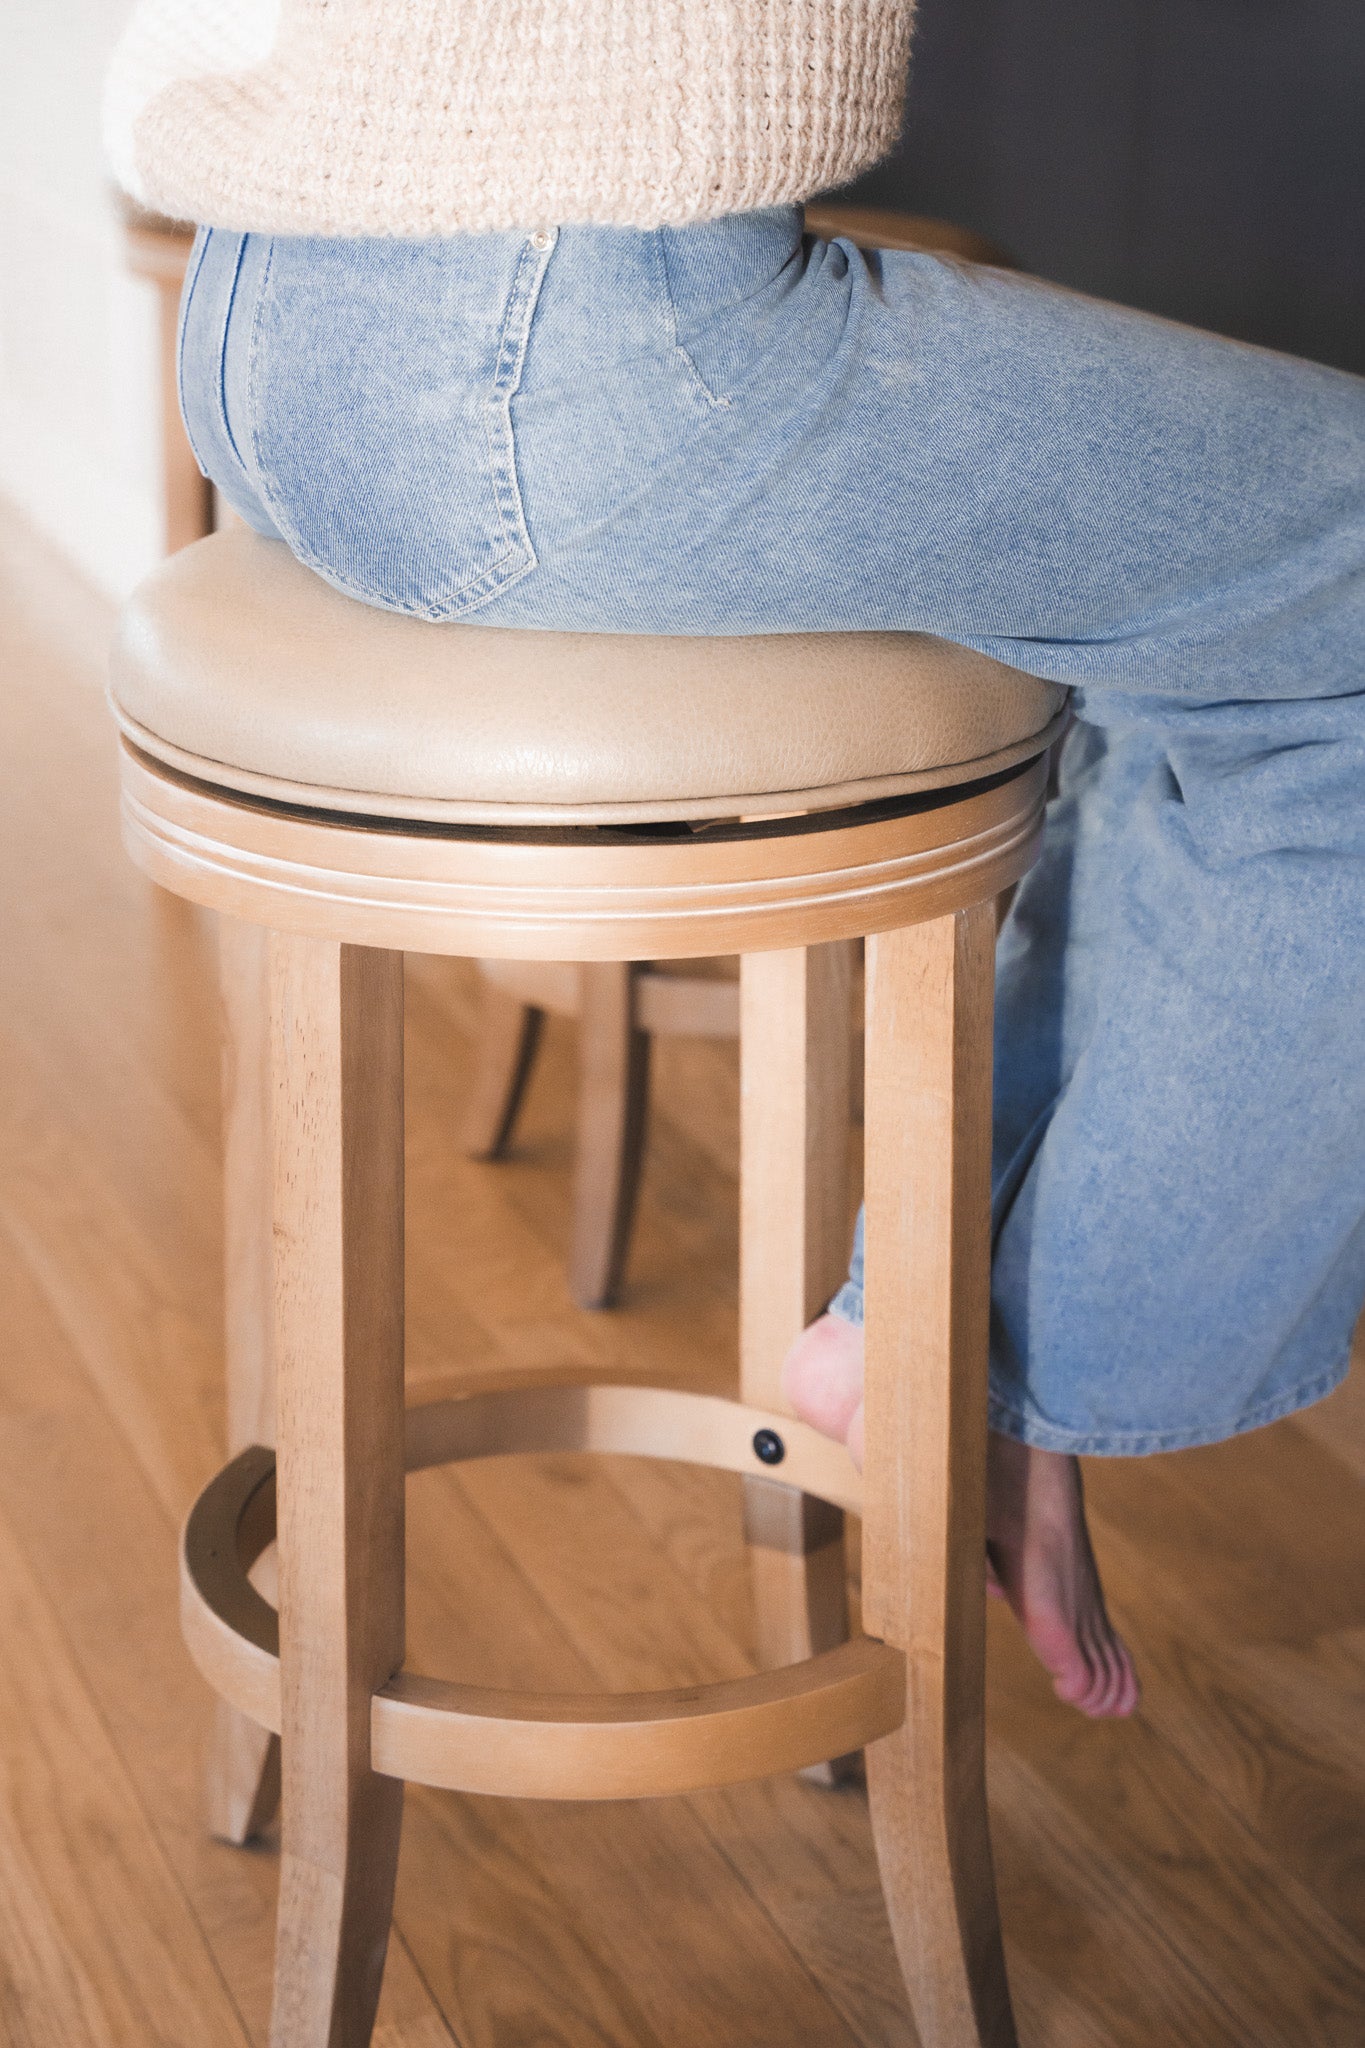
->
xmin=985 ymin=1619 xmax=1365 ymax=2047
xmin=1085 ymin=1511 xmax=1365 ymax=1937
xmin=600 ymin=1436 xmax=1365 ymax=2048
xmin=404 ymin=966 xmax=739 ymax=1396
xmin=1083 ymin=1427 xmax=1365 ymax=1944
xmin=268 ymin=936 xmax=407 ymax=2047
xmin=454 ymin=1448 xmax=915 ymax=2048
xmin=0 ymin=1207 xmax=449 ymax=2047
xmin=461 ymin=1440 xmax=1268 ymax=2048
xmin=0 ymin=1484 xmax=251 ymax=2048
xmin=0 ymin=1018 xmax=224 ymax=1517
xmin=395 ymin=1787 xmax=675 ymax=2048
xmin=401 ymin=1459 xmax=864 ymax=2048
xmin=1291 ymin=1331 xmax=1365 ymax=1486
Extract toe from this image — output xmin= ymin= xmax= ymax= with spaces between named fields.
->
xmin=987 ymin=1440 xmax=1142 ymax=1721
xmin=1109 ymin=1647 xmax=1138 ymax=1718
xmin=1023 ymin=1606 xmax=1099 ymax=1709
xmin=1078 ymin=1622 xmax=1141 ymax=1719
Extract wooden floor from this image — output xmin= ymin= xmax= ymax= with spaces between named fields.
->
xmin=1 ymin=502 xmax=1363 ymax=2048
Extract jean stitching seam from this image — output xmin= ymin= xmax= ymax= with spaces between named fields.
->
xmin=246 ymin=237 xmax=378 ymax=584
xmin=245 ymin=236 xmax=303 ymax=546
xmin=478 ymin=232 xmax=557 ymax=584
xmin=657 ymin=232 xmax=733 ymax=411
xmin=175 ymin=227 xmax=216 ymax=483
xmin=213 ymin=233 xmax=255 ymax=478
xmin=243 ymin=235 xmax=544 ymax=617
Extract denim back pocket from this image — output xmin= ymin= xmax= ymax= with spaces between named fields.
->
xmin=243 ymin=231 xmax=556 ymax=620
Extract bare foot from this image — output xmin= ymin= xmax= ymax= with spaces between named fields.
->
xmin=781 ymin=1313 xmax=1140 ymax=1719
xmin=986 ymin=1431 xmax=1140 ymax=1718
xmin=779 ymin=1310 xmax=865 ymax=1444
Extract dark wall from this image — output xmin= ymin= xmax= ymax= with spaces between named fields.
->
xmin=837 ymin=0 xmax=1365 ymax=374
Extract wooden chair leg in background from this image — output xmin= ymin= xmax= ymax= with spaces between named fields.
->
xmin=207 ymin=916 xmax=281 ymax=1844
xmin=121 ymin=210 xmax=216 ymax=555
xmin=462 ymin=961 xmax=652 ymax=1312
xmin=269 ymin=935 xmax=407 ymax=2048
xmin=465 ymin=955 xmax=753 ymax=1311
xmin=459 ymin=978 xmax=545 ymax=1162
xmin=862 ymin=906 xmax=1018 ymax=2047
xmin=740 ymin=942 xmax=856 ymax=1786
xmin=570 ymin=962 xmax=651 ymax=1311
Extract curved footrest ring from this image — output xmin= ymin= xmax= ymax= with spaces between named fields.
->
xmin=181 ymin=1382 xmax=905 ymax=1801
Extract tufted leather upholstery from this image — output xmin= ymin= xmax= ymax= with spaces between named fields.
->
xmin=110 ymin=530 xmax=1066 ymax=827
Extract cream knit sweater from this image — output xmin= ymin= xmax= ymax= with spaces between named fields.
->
xmin=105 ymin=2 xmax=915 ymax=236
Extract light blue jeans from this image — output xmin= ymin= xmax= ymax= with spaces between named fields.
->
xmin=180 ymin=207 xmax=1365 ymax=1454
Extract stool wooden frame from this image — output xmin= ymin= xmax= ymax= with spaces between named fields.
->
xmin=120 ymin=730 xmax=1046 ymax=2048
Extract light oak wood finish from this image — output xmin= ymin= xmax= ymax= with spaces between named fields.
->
xmin=863 ymin=907 xmax=1016 ymax=2048
xmin=118 ymin=740 xmax=1051 ymax=959
xmin=740 ymin=944 xmax=858 ymax=1783
xmin=121 ymin=731 xmax=1040 ymax=2046
xmin=209 ymin=914 xmax=282 ymax=1844
xmin=219 ymin=918 xmax=276 ymax=1465
xmin=180 ymin=1390 xmax=902 ymax=1800
xmin=269 ymin=936 xmax=407 ymax=2048
xmin=739 ymin=945 xmax=854 ymax=1408
xmin=6 ymin=507 xmax=1365 ymax=2048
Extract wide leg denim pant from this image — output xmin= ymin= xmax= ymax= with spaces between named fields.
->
xmin=180 ymin=206 xmax=1365 ymax=1455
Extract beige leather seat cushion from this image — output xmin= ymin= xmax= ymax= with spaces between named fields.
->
xmin=111 ymin=530 xmax=1067 ymax=827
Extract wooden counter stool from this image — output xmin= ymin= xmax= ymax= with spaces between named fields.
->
xmin=111 ymin=528 xmax=1064 ymax=2048
xmin=465 ymin=202 xmax=1012 ymax=1310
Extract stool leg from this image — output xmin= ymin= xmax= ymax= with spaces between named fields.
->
xmin=269 ymin=934 xmax=406 ymax=2048
xmin=740 ymin=943 xmax=854 ymax=1784
xmin=461 ymin=970 xmax=545 ymax=1160
xmin=207 ymin=918 xmax=281 ymax=1843
xmin=862 ymin=907 xmax=1017 ymax=2047
xmin=570 ymin=962 xmax=650 ymax=1310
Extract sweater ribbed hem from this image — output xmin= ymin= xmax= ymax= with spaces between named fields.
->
xmin=107 ymin=1 xmax=916 ymax=236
